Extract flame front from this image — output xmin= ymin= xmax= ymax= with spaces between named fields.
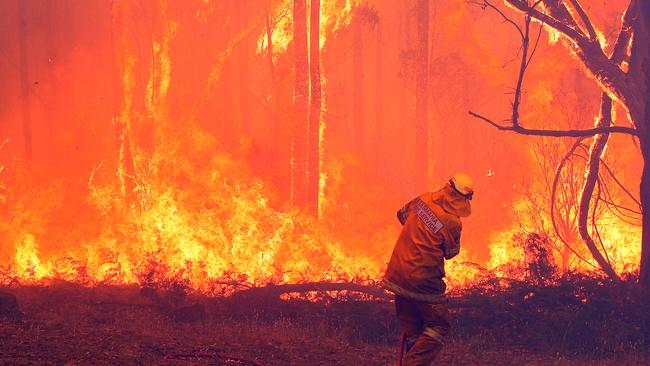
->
xmin=0 ymin=0 xmax=641 ymax=294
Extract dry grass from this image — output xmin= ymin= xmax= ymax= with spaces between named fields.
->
xmin=0 ymin=281 xmax=648 ymax=365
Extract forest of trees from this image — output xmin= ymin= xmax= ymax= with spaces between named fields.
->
xmin=1 ymin=2 xmax=649 ymax=364
xmin=0 ymin=0 xmax=644 ymax=287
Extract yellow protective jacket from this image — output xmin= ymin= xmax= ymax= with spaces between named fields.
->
xmin=382 ymin=184 xmax=470 ymax=303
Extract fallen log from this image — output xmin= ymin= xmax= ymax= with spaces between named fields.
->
xmin=228 ymin=282 xmax=474 ymax=308
xmin=229 ymin=282 xmax=392 ymax=301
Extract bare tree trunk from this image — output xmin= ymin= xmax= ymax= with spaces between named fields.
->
xmin=18 ymin=1 xmax=32 ymax=159
xmin=415 ymin=0 xmax=429 ymax=190
xmin=265 ymin=10 xmax=281 ymax=191
xmin=307 ymin=0 xmax=321 ymax=216
xmin=640 ymin=139 xmax=650 ymax=286
xmin=578 ymin=95 xmax=620 ymax=281
xmin=291 ymin=0 xmax=309 ymax=209
xmin=352 ymin=11 xmax=364 ymax=159
xmin=635 ymin=0 xmax=650 ymax=289
xmin=111 ymin=0 xmax=137 ymax=199
xmin=374 ymin=25 xmax=383 ymax=169
xmin=475 ymin=0 xmax=649 ymax=285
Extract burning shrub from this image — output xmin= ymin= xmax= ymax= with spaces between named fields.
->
xmin=515 ymin=232 xmax=558 ymax=285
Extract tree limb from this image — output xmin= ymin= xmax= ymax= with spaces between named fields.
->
xmin=227 ymin=282 xmax=480 ymax=308
xmin=511 ymin=14 xmax=531 ymax=127
xmin=592 ymin=179 xmax=612 ymax=266
xmin=468 ymin=111 xmax=640 ymax=137
xmin=505 ymin=0 xmax=634 ymax=108
xmin=476 ymin=0 xmax=524 ymax=39
xmin=550 ymin=137 xmax=599 ymax=269
xmin=577 ymin=94 xmax=620 ymax=281
xmin=567 ymin=0 xmax=597 ymax=40
xmin=504 ymin=0 xmax=586 ymax=42
xmin=599 ymin=159 xmax=642 ymax=209
xmin=230 ymin=282 xmax=393 ymax=300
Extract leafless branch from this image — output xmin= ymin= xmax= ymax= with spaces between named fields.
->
xmin=526 ymin=20 xmax=544 ymax=67
xmin=550 ymin=137 xmax=598 ymax=269
xmin=599 ymin=159 xmax=642 ymax=209
xmin=567 ymin=0 xmax=597 ymax=40
xmin=505 ymin=0 xmax=586 ymax=42
xmin=602 ymin=203 xmax=643 ymax=227
xmin=576 ymin=94 xmax=620 ymax=280
xmin=469 ymin=0 xmax=639 ymax=138
xmin=570 ymin=0 xmax=597 ymax=39
xmin=474 ymin=0 xmax=524 ymax=39
xmin=471 ymin=0 xmax=640 ymax=280
xmin=511 ymin=14 xmax=531 ymax=127
xmin=468 ymin=111 xmax=640 ymax=137
xmin=592 ymin=180 xmax=612 ymax=266
xmin=505 ymin=0 xmax=633 ymax=107
xmin=602 ymin=198 xmax=643 ymax=222
xmin=609 ymin=3 xmax=636 ymax=66
xmin=597 ymin=172 xmax=642 ymax=223
xmin=502 ymin=43 xmax=524 ymax=68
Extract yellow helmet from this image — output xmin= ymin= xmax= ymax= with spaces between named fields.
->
xmin=450 ymin=173 xmax=474 ymax=199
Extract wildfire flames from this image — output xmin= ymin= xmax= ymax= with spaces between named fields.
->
xmin=0 ymin=0 xmax=642 ymax=295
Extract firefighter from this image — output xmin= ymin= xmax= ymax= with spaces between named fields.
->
xmin=382 ymin=173 xmax=474 ymax=365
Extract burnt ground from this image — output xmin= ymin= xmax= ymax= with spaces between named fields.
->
xmin=0 ymin=281 xmax=648 ymax=366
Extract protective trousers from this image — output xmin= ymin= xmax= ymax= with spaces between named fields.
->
xmin=395 ymin=294 xmax=450 ymax=366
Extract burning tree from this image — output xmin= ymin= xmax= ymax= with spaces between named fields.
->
xmin=292 ymin=0 xmax=321 ymax=216
xmin=512 ymin=91 xmax=638 ymax=273
xmin=291 ymin=0 xmax=310 ymax=212
xmin=470 ymin=0 xmax=649 ymax=287
xmin=514 ymin=121 xmax=590 ymax=273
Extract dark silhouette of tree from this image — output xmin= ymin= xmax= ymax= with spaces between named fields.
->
xmin=291 ymin=0 xmax=309 ymax=209
xmin=111 ymin=0 xmax=137 ymax=199
xmin=349 ymin=4 xmax=379 ymax=162
xmin=513 ymin=94 xmax=595 ymax=273
xmin=352 ymin=7 xmax=364 ymax=158
xmin=470 ymin=0 xmax=650 ymax=286
xmin=307 ymin=0 xmax=322 ymax=216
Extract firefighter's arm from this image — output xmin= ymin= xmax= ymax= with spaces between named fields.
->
xmin=442 ymin=222 xmax=462 ymax=260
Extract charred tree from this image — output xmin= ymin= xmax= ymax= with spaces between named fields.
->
xmin=348 ymin=5 xmax=379 ymax=171
xmin=415 ymin=0 xmax=429 ymax=190
xmin=265 ymin=9 xmax=282 ymax=195
xmin=578 ymin=95 xmax=619 ymax=280
xmin=471 ymin=0 xmax=650 ymax=286
xmin=307 ymin=0 xmax=322 ymax=216
xmin=111 ymin=0 xmax=137 ymax=199
xmin=634 ymin=0 xmax=650 ymax=288
xmin=291 ymin=0 xmax=310 ymax=209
